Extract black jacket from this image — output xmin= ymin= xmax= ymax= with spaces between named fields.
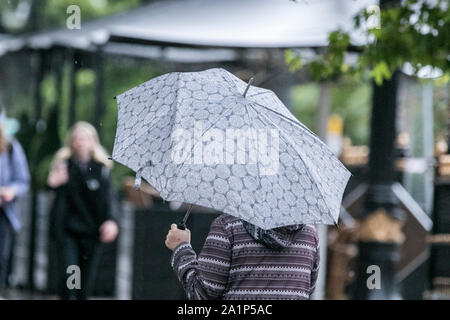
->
xmin=49 ymin=157 xmax=116 ymax=239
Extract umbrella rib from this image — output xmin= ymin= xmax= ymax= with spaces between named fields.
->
xmin=222 ymin=69 xmax=249 ymax=96
xmin=221 ymin=69 xmax=276 ymax=99
xmin=248 ymin=103 xmax=334 ymax=223
xmin=158 ymin=71 xmax=188 ymax=196
xmin=240 ymin=101 xmax=266 ymax=227
xmin=266 ymin=115 xmax=330 ymax=222
xmin=250 ymin=100 xmax=325 ymax=147
xmin=137 ymin=72 xmax=183 ymax=196
xmin=245 ymin=90 xmax=273 ymax=99
xmin=171 ymin=70 xmax=247 ymax=180
xmin=221 ymin=69 xmax=240 ymax=91
xmin=170 ymin=103 xmax=237 ymax=188
xmin=139 ymin=70 xmax=265 ymax=199
xmin=250 ymin=100 xmax=348 ymax=174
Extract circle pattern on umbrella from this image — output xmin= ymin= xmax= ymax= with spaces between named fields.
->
xmin=113 ymin=68 xmax=351 ymax=229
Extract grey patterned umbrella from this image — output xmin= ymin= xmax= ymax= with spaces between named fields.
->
xmin=112 ymin=68 xmax=351 ymax=230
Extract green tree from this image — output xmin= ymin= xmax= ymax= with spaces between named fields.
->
xmin=286 ymin=0 xmax=449 ymax=84
xmin=0 ymin=0 xmax=142 ymax=33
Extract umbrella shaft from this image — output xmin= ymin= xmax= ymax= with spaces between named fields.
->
xmin=178 ymin=204 xmax=193 ymax=230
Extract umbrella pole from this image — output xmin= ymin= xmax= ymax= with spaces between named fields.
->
xmin=242 ymin=77 xmax=254 ymax=97
xmin=177 ymin=204 xmax=193 ymax=230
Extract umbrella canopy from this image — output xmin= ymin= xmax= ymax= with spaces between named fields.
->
xmin=112 ymin=68 xmax=351 ymax=229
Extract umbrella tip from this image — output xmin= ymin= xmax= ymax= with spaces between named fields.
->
xmin=242 ymin=77 xmax=254 ymax=97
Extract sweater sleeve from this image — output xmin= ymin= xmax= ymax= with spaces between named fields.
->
xmin=170 ymin=216 xmax=232 ymax=300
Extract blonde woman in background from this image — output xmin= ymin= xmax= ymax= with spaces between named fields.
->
xmin=47 ymin=121 xmax=118 ymax=300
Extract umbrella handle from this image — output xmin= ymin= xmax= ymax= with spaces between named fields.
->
xmin=176 ymin=204 xmax=193 ymax=230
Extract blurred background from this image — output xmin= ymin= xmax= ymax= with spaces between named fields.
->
xmin=0 ymin=0 xmax=448 ymax=300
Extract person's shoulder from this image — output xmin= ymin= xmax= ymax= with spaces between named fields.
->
xmin=91 ymin=159 xmax=110 ymax=176
xmin=214 ymin=213 xmax=241 ymax=227
xmin=209 ymin=214 xmax=241 ymax=243
xmin=294 ymin=224 xmax=319 ymax=246
xmin=8 ymin=139 xmax=27 ymax=159
xmin=303 ymin=224 xmax=317 ymax=234
xmin=211 ymin=214 xmax=244 ymax=237
xmin=302 ymin=224 xmax=319 ymax=247
xmin=9 ymin=139 xmax=23 ymax=151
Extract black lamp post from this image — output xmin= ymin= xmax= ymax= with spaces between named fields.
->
xmin=352 ymin=69 xmax=406 ymax=300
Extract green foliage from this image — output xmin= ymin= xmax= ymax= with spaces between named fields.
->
xmin=290 ymin=83 xmax=319 ymax=133
xmin=371 ymin=61 xmax=392 ymax=85
xmin=286 ymin=0 xmax=450 ymax=84
xmin=290 ymin=77 xmax=371 ymax=145
xmin=74 ymin=68 xmax=95 ymax=124
xmin=0 ymin=0 xmax=142 ymax=33
xmin=433 ymin=82 xmax=450 ymax=140
xmin=308 ymin=31 xmax=351 ymax=82
xmin=330 ymin=78 xmax=371 ymax=145
xmin=285 ymin=49 xmax=303 ymax=72
xmin=2 ymin=1 xmax=166 ymax=191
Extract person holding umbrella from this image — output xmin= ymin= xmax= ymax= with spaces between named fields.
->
xmin=165 ymin=216 xmax=320 ymax=300
xmin=47 ymin=121 xmax=118 ymax=299
xmin=111 ymin=68 xmax=350 ymax=300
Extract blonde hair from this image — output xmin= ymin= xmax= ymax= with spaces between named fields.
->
xmin=0 ymin=124 xmax=9 ymax=154
xmin=52 ymin=121 xmax=112 ymax=169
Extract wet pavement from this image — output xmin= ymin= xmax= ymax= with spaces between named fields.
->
xmin=0 ymin=288 xmax=115 ymax=300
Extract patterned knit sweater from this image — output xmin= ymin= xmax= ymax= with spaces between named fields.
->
xmin=170 ymin=213 xmax=320 ymax=300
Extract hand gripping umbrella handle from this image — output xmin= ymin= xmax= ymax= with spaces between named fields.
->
xmin=177 ymin=204 xmax=193 ymax=230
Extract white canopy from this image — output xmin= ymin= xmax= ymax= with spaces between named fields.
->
xmin=25 ymin=0 xmax=374 ymax=50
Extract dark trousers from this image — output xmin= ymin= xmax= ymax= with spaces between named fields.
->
xmin=57 ymin=231 xmax=103 ymax=300
xmin=0 ymin=209 xmax=14 ymax=291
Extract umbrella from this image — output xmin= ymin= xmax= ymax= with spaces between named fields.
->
xmin=112 ymin=68 xmax=351 ymax=230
